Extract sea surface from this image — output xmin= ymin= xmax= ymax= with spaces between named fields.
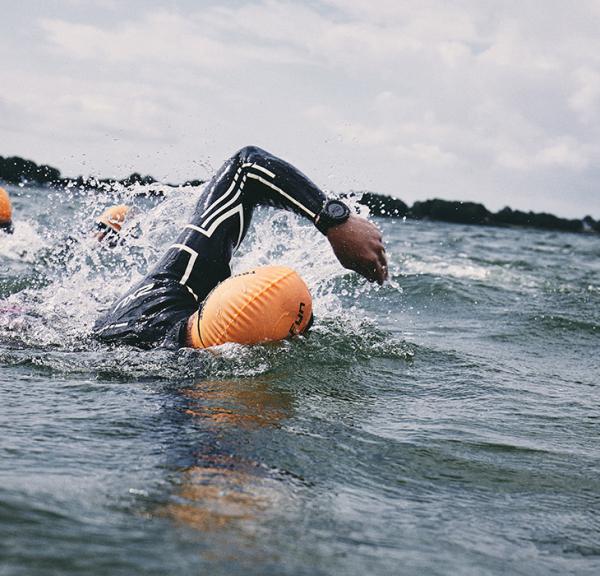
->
xmin=1 ymin=183 xmax=598 ymax=576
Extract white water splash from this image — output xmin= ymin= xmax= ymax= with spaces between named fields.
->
xmin=0 ymin=220 xmax=47 ymax=262
xmin=402 ymin=257 xmax=490 ymax=280
xmin=1 ymin=185 xmax=401 ymax=356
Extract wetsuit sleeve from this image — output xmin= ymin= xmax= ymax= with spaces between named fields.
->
xmin=147 ymin=146 xmax=327 ymax=304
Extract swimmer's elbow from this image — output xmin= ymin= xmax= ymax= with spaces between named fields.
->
xmin=234 ymin=145 xmax=271 ymax=164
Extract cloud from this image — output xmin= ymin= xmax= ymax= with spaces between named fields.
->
xmin=39 ymin=6 xmax=313 ymax=69
xmin=535 ymin=138 xmax=591 ymax=170
xmin=569 ymin=66 xmax=600 ymax=121
xmin=1 ymin=0 xmax=599 ymax=217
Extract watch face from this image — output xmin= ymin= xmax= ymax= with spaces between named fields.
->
xmin=317 ymin=200 xmax=350 ymax=233
xmin=327 ymin=201 xmax=347 ymax=218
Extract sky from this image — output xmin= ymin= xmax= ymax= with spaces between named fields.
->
xmin=1 ymin=0 xmax=600 ymax=218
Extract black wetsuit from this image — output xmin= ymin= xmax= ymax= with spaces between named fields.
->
xmin=92 ymin=146 xmax=327 ymax=348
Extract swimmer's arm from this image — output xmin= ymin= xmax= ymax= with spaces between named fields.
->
xmin=239 ymin=147 xmax=387 ymax=284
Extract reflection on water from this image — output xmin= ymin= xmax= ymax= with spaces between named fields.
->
xmin=161 ymin=378 xmax=293 ymax=535
xmin=182 ymin=379 xmax=292 ymax=429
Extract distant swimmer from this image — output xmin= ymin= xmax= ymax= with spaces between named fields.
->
xmin=95 ymin=204 xmax=130 ymax=245
xmin=0 ymin=186 xmax=14 ymax=234
xmin=92 ymin=146 xmax=387 ymax=349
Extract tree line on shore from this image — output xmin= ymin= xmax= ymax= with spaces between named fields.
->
xmin=0 ymin=154 xmax=203 ymax=190
xmin=1 ymin=153 xmax=598 ymax=234
xmin=357 ymin=193 xmax=600 ymax=234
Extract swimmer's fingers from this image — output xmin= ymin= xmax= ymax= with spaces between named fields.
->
xmin=375 ymin=262 xmax=387 ymax=285
xmin=361 ymin=246 xmax=386 ymax=285
xmin=379 ymin=244 xmax=388 ymax=267
xmin=365 ymin=232 xmax=387 ymax=285
xmin=370 ymin=249 xmax=387 ymax=285
xmin=376 ymin=239 xmax=388 ymax=284
xmin=327 ymin=215 xmax=388 ymax=284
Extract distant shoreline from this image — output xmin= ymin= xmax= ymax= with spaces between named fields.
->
xmin=356 ymin=192 xmax=600 ymax=235
xmin=1 ymin=153 xmax=598 ymax=235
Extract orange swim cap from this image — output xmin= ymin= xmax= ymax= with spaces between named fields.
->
xmin=0 ymin=186 xmax=12 ymax=225
xmin=188 ymin=266 xmax=313 ymax=349
xmin=97 ymin=204 xmax=129 ymax=232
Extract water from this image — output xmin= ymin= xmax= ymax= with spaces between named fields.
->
xmin=1 ymin=184 xmax=599 ymax=576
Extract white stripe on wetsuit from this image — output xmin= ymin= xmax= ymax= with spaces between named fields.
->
xmin=200 ymin=165 xmax=242 ymax=220
xmin=199 ymin=161 xmax=264 ymax=221
xmin=200 ymin=162 xmax=313 ymax=224
xmin=172 ymin=161 xmax=313 ymax=287
xmin=201 ymin=173 xmax=247 ymax=229
xmin=246 ymin=172 xmax=316 ymax=218
xmin=171 ymin=243 xmax=198 ymax=287
xmin=184 ymin=204 xmax=245 ymax=246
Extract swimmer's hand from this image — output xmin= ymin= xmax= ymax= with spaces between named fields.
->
xmin=326 ymin=215 xmax=388 ymax=285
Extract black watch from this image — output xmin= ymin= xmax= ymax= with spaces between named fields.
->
xmin=315 ymin=199 xmax=351 ymax=234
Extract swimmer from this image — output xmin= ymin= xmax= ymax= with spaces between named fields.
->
xmin=95 ymin=204 xmax=129 ymax=245
xmin=93 ymin=146 xmax=387 ymax=349
xmin=0 ymin=186 xmax=14 ymax=234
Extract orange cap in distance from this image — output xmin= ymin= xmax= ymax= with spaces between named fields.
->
xmin=97 ymin=204 xmax=129 ymax=232
xmin=188 ymin=265 xmax=313 ymax=349
xmin=0 ymin=187 xmax=12 ymax=224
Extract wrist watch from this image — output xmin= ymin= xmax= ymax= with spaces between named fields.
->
xmin=315 ymin=199 xmax=351 ymax=234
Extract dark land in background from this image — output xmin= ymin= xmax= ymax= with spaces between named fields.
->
xmin=1 ymin=153 xmax=598 ymax=234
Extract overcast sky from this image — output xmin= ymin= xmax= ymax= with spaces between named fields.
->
xmin=2 ymin=0 xmax=599 ymax=217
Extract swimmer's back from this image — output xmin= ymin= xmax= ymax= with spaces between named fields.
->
xmin=92 ymin=278 xmax=197 ymax=348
